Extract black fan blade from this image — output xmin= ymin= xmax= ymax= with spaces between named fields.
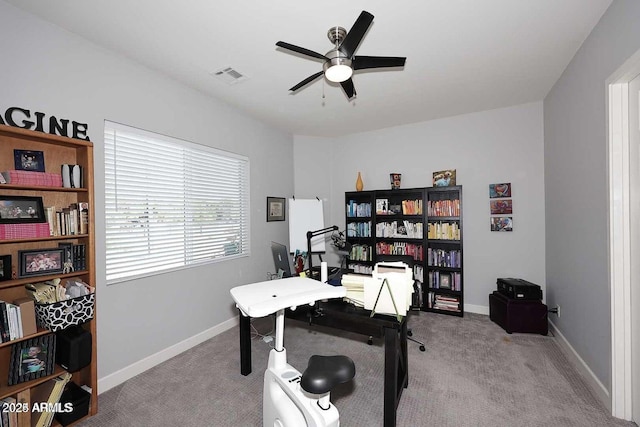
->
xmin=340 ymin=78 xmax=356 ymax=99
xmin=276 ymin=41 xmax=328 ymax=61
xmin=353 ymin=56 xmax=406 ymax=70
xmin=339 ymin=11 xmax=374 ymax=58
xmin=289 ymin=71 xmax=324 ymax=92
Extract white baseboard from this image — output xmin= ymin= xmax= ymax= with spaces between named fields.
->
xmin=465 ymin=303 xmax=489 ymax=315
xmin=97 ymin=316 xmax=239 ymax=394
xmin=548 ymin=320 xmax=610 ymax=411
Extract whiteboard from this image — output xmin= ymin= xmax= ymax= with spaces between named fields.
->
xmin=288 ymin=198 xmax=326 ymax=253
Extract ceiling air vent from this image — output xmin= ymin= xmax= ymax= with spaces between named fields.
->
xmin=211 ymin=67 xmax=248 ymax=85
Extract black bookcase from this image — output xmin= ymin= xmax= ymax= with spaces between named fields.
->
xmin=344 ymin=186 xmax=464 ymax=316
xmin=345 ymin=191 xmax=375 ymax=274
xmin=425 ymin=185 xmax=463 ymax=316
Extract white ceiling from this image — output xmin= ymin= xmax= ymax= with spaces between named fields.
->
xmin=6 ymin=0 xmax=612 ymax=137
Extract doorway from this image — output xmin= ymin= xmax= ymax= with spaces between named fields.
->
xmin=608 ymin=50 xmax=640 ymax=422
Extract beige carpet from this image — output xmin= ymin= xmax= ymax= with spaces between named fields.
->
xmin=78 ymin=312 xmax=636 ymax=427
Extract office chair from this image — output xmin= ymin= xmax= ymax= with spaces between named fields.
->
xmin=372 ymin=254 xmax=426 ymax=352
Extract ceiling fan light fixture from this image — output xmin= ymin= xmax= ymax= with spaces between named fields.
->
xmin=325 ymin=64 xmax=353 ymax=83
xmin=323 ymin=52 xmax=353 ymax=83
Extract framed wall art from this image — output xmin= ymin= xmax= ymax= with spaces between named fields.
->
xmin=489 ymin=183 xmax=511 ymax=198
xmin=490 ymin=199 xmax=513 ymax=215
xmin=267 ymin=197 xmax=286 ymax=222
xmin=490 ymin=216 xmax=513 ymax=232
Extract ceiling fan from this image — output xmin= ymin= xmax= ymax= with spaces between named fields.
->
xmin=276 ymin=10 xmax=406 ymax=100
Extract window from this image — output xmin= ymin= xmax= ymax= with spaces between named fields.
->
xmin=104 ymin=121 xmax=250 ymax=284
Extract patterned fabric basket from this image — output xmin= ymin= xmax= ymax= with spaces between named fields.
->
xmin=34 ymin=293 xmax=95 ymax=332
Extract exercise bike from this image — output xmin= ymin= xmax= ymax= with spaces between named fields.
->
xmin=231 ymin=276 xmax=355 ymax=427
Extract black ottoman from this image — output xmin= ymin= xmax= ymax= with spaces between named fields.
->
xmin=489 ymin=291 xmax=548 ymax=335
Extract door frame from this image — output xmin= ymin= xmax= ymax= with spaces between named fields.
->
xmin=607 ymin=48 xmax=640 ymax=420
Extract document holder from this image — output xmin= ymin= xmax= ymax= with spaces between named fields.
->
xmin=364 ymin=262 xmax=413 ymax=320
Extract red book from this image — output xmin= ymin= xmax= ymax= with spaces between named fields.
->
xmin=1 ymin=170 xmax=62 ymax=187
xmin=0 ymin=223 xmax=51 ymax=239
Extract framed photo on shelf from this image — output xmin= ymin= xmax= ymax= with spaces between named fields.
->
xmin=14 ymin=149 xmax=45 ymax=172
xmin=0 ymin=195 xmax=46 ymax=224
xmin=490 ymin=199 xmax=513 ymax=214
xmin=266 ymin=197 xmax=286 ymax=222
xmin=433 ymin=169 xmax=456 ymax=187
xmin=0 ymin=255 xmax=11 ymax=282
xmin=18 ymin=248 xmax=65 ymax=278
xmin=489 ymin=182 xmax=511 ymax=198
xmin=440 ymin=273 xmax=451 ymax=289
xmin=8 ymin=335 xmax=56 ymax=386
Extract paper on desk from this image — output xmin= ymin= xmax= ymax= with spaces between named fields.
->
xmin=341 ymin=273 xmax=365 ymax=307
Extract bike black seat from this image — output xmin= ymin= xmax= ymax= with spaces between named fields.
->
xmin=300 ymin=355 xmax=356 ymax=395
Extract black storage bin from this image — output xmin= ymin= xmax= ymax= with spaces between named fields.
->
xmin=489 ymin=291 xmax=548 ymax=335
xmin=496 ymin=278 xmax=542 ymax=300
xmin=55 ymin=325 xmax=92 ymax=372
xmin=55 ymin=381 xmax=90 ymax=426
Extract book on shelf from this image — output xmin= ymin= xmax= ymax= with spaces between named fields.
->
xmin=0 ymin=170 xmax=62 ymax=187
xmin=427 ymin=199 xmax=460 ymax=217
xmin=58 ymin=242 xmax=86 ymax=272
xmin=78 ymin=202 xmax=89 ymax=235
xmin=346 ymin=200 xmax=371 ymax=218
xmin=0 ymin=222 xmax=50 ymax=240
xmin=45 ymin=203 xmax=90 ymax=237
xmin=401 ymin=199 xmax=423 ymax=215
xmin=14 ymin=297 xmax=37 ymax=336
xmin=427 ymin=221 xmax=460 ymax=240
xmin=0 ymin=396 xmax=18 ymax=427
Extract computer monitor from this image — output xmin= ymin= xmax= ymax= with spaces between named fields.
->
xmin=271 ymin=242 xmax=292 ymax=278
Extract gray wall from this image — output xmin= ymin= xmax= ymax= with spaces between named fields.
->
xmin=0 ymin=2 xmax=293 ymax=380
xmin=294 ymin=102 xmax=546 ymax=314
xmin=544 ymin=0 xmax=640 ymax=391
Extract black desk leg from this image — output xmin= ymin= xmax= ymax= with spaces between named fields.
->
xmin=239 ymin=312 xmax=251 ymax=376
xmin=384 ymin=326 xmax=398 ymax=427
xmin=402 ymin=320 xmax=409 ymax=389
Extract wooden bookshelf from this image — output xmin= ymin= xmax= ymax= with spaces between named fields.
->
xmin=0 ymin=125 xmax=97 ymax=425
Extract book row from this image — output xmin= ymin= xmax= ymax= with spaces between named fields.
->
xmin=349 ymin=244 xmax=373 ymax=262
xmin=44 ymin=202 xmax=89 ymax=237
xmin=427 ymin=248 xmax=461 ymax=268
xmin=427 ymin=221 xmax=461 ymax=240
xmin=426 ymin=292 xmax=461 ymax=312
xmin=347 ymin=263 xmax=373 ymax=274
xmin=375 ymin=242 xmax=424 ymax=261
xmin=0 ymin=298 xmax=37 ymax=343
xmin=0 ymin=396 xmax=18 ymax=427
xmin=0 ymin=170 xmax=62 ymax=187
xmin=427 ymin=271 xmax=462 ymax=291
xmin=58 ymin=242 xmax=87 ymax=272
xmin=346 ymin=201 xmax=372 ymax=218
xmin=347 ymin=221 xmax=371 ymax=237
xmin=375 ymin=198 xmax=423 ymax=215
xmin=376 ymin=220 xmax=423 ymax=239
xmin=0 ymin=222 xmax=50 ymax=240
xmin=427 ymin=199 xmax=460 ymax=217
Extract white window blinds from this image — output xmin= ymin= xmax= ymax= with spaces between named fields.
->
xmin=104 ymin=121 xmax=250 ymax=284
